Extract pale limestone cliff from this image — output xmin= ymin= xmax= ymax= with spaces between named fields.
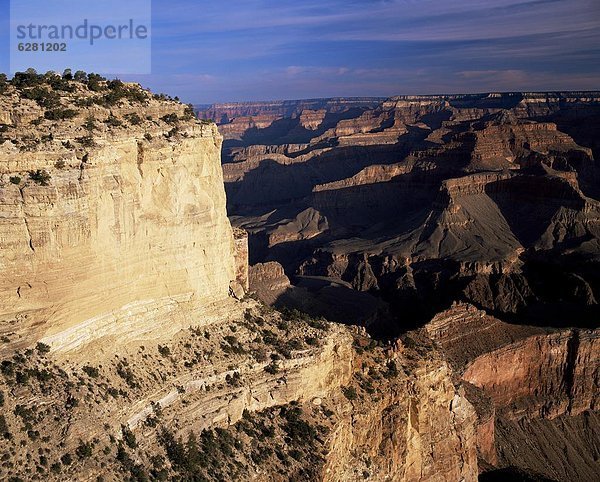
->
xmin=0 ymin=84 xmax=238 ymax=354
xmin=233 ymin=227 xmax=250 ymax=293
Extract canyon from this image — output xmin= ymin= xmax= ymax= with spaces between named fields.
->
xmin=0 ymin=74 xmax=478 ymax=481
xmin=200 ymin=91 xmax=600 ymax=480
xmin=0 ymin=74 xmax=597 ymax=481
xmin=207 ymin=92 xmax=600 ymax=330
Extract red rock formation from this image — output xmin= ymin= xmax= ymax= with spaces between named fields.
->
xmin=425 ymin=303 xmax=600 ymax=480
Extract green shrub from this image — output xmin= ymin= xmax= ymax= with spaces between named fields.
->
xmin=32 ymin=368 xmax=53 ymax=382
xmin=87 ymin=73 xmax=106 ymax=92
xmin=77 ymin=136 xmax=95 ymax=147
xmin=1 ymin=360 xmax=14 ymax=377
xmin=9 ymin=176 xmax=21 ymax=185
xmin=82 ymin=366 xmax=99 ymax=378
xmin=36 ymin=342 xmax=50 ymax=353
xmin=97 ymin=80 xmax=147 ymax=105
xmin=14 ymin=404 xmax=34 ymax=419
xmin=47 ymin=75 xmax=75 ymax=92
xmin=126 ymin=113 xmax=143 ymax=125
xmin=121 ymin=425 xmax=137 ymax=449
xmin=161 ymin=113 xmax=179 ymax=124
xmin=225 ymin=372 xmax=241 ymax=387
xmin=29 ymin=170 xmax=51 ymax=186
xmin=75 ymin=440 xmax=93 ymax=459
xmin=11 ymin=69 xmax=43 ymax=89
xmin=165 ymin=127 xmax=178 ymax=138
xmin=0 ymin=414 xmax=10 ymax=439
xmin=222 ymin=336 xmax=246 ymax=355
xmin=384 ymin=361 xmax=399 ymax=379
xmin=15 ymin=370 xmax=30 ymax=384
xmin=74 ymin=71 xmax=87 ymax=82
xmin=0 ymin=73 xmax=8 ymax=94
xmin=183 ymin=104 xmax=196 ymax=121
xmin=116 ymin=362 xmax=138 ymax=388
xmin=21 ymin=86 xmax=60 ymax=108
xmin=44 ymin=108 xmax=77 ymax=120
xmin=83 ymin=116 xmax=97 ymax=131
xmin=281 ymin=406 xmax=317 ymax=445
xmin=60 ymin=453 xmax=73 ymax=465
xmin=342 ymin=386 xmax=358 ymax=401
xmin=104 ymin=115 xmax=122 ymax=127
xmin=264 ymin=361 xmax=279 ymax=374
xmin=322 ymin=407 xmax=335 ymax=418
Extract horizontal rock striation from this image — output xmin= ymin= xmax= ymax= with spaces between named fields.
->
xmin=223 ymin=92 xmax=600 ymax=331
xmin=463 ymin=328 xmax=600 ymax=420
xmin=200 ymin=98 xmax=385 ymax=124
xmin=0 ymin=80 xmax=238 ymax=353
xmin=323 ymin=342 xmax=478 ymax=482
xmin=223 ymin=92 xmax=600 ymax=479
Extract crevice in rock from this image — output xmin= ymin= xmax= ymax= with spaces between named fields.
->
xmin=137 ymin=141 xmax=145 ymax=178
xmin=564 ymin=329 xmax=580 ymax=414
xmin=23 ymin=218 xmax=35 ymax=252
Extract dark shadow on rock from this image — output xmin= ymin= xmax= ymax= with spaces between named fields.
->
xmin=485 ymin=175 xmax=584 ymax=247
xmin=479 ymin=467 xmax=557 ymax=482
xmin=224 ymin=107 xmax=376 ymax=148
xmin=271 ymin=278 xmax=392 ymax=330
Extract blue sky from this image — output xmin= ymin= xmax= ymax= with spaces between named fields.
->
xmin=0 ymin=0 xmax=599 ymax=103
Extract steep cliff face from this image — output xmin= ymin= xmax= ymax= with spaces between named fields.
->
xmin=219 ymin=90 xmax=599 ymax=481
xmin=199 ymin=98 xmax=384 ymax=129
xmin=466 ymin=328 xmax=600 ymax=481
xmin=323 ymin=341 xmax=478 ymax=482
xmin=463 ymin=329 xmax=599 ymax=420
xmin=426 ymin=303 xmax=600 ymax=481
xmin=0 ymin=79 xmax=238 ymax=354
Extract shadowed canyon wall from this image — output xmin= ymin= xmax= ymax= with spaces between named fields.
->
xmin=218 ymin=92 xmax=600 ymax=333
